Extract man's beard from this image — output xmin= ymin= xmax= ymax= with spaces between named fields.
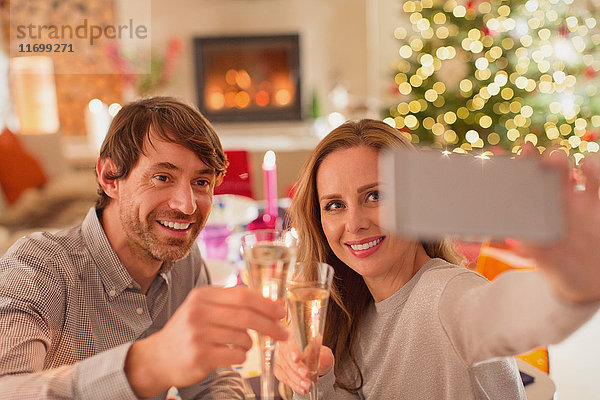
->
xmin=120 ymin=204 xmax=204 ymax=262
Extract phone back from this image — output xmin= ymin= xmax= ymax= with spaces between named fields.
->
xmin=379 ymin=149 xmax=564 ymax=243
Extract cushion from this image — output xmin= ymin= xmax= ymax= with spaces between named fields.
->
xmin=0 ymin=186 xmax=6 ymax=213
xmin=0 ymin=127 xmax=48 ymax=204
xmin=16 ymin=132 xmax=68 ymax=179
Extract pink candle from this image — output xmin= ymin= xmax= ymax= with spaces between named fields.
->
xmin=262 ymin=150 xmax=278 ymax=219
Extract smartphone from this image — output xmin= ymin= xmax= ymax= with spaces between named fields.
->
xmin=379 ymin=149 xmax=564 ymax=243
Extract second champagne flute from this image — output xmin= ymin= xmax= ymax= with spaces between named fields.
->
xmin=241 ymin=229 xmax=297 ymax=400
xmin=286 ymin=261 xmax=334 ymax=400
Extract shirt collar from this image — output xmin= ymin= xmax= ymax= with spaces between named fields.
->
xmin=81 ymin=207 xmax=136 ymax=298
xmin=158 ymin=262 xmax=173 ymax=286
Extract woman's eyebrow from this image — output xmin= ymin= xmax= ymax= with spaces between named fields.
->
xmin=357 ymin=182 xmax=379 ymax=193
xmin=319 ymin=193 xmax=341 ymax=202
xmin=318 ymin=183 xmax=379 ymax=201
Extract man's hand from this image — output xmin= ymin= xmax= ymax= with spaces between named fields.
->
xmin=511 ymin=144 xmax=600 ymax=304
xmin=124 ymin=286 xmax=288 ymax=397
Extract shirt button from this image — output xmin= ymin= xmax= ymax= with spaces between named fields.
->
xmin=108 ymin=289 xmax=116 ymax=297
xmin=136 ymin=307 xmax=144 ymax=315
xmin=127 ymin=284 xmax=134 ymax=289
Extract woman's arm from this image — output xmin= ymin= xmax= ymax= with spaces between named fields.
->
xmin=438 ymin=269 xmax=599 ymax=366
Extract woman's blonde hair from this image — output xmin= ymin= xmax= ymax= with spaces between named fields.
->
xmin=288 ymin=119 xmax=463 ymax=391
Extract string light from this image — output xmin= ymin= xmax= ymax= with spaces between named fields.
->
xmin=387 ymin=0 xmax=600 ymax=161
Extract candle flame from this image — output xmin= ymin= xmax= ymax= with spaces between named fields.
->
xmin=263 ymin=150 xmax=276 ymax=169
xmin=311 ymin=299 xmax=321 ymax=337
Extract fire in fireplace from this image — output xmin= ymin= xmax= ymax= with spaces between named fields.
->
xmin=194 ymin=34 xmax=301 ymax=122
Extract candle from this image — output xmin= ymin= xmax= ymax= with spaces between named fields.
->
xmin=262 ymin=150 xmax=278 ymax=219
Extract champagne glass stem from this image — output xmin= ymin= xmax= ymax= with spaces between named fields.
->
xmin=260 ymin=335 xmax=276 ymax=400
xmin=309 ymin=384 xmax=318 ymax=400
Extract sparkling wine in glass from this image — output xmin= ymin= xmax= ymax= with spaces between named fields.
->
xmin=286 ymin=262 xmax=334 ymax=400
xmin=241 ymin=229 xmax=297 ymax=400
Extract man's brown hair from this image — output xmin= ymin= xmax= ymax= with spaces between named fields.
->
xmin=95 ymin=96 xmax=228 ymax=211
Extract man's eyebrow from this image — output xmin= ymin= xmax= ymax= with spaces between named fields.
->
xmin=151 ymin=162 xmax=216 ymax=175
xmin=153 ymin=162 xmax=179 ymax=171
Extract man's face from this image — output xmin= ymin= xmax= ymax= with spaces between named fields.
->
xmin=115 ymin=135 xmax=216 ymax=262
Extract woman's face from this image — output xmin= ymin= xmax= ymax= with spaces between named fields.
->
xmin=316 ymin=145 xmax=416 ymax=281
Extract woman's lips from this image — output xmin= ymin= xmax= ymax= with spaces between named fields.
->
xmin=345 ymin=236 xmax=385 ymax=258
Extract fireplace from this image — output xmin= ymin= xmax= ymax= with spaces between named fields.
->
xmin=193 ymin=34 xmax=301 ymax=123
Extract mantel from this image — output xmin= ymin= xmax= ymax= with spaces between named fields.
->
xmin=61 ymin=120 xmax=319 ymax=171
xmin=214 ymin=120 xmax=319 ymax=151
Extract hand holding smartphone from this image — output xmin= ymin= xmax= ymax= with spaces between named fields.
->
xmin=379 ymin=149 xmax=565 ymax=243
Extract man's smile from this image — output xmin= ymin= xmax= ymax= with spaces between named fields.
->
xmin=157 ymin=220 xmax=192 ymax=231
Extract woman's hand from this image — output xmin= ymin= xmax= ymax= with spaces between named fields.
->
xmin=512 ymin=145 xmax=600 ymax=303
xmin=274 ymin=327 xmax=334 ymax=395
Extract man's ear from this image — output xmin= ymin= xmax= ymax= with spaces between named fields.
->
xmin=96 ymin=158 xmax=119 ymax=199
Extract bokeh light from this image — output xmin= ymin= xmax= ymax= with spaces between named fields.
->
xmin=387 ymin=0 xmax=600 ymax=161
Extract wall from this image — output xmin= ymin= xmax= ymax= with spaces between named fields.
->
xmin=132 ymin=0 xmax=369 ymax=122
xmin=2 ymin=0 xmax=372 ymax=137
xmin=549 ymin=310 xmax=600 ymax=399
xmin=366 ymin=0 xmax=405 ymax=113
xmin=0 ymin=1 xmax=122 ymax=137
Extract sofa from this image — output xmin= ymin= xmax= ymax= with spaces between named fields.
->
xmin=0 ymin=129 xmax=98 ymax=255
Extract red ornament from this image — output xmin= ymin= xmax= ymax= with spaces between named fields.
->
xmin=286 ymin=182 xmax=298 ymax=199
xmin=585 ymin=66 xmax=597 ymax=79
xmin=582 ymin=130 xmax=599 ymax=142
xmin=559 ymin=26 xmax=569 ymax=37
xmin=490 ymin=145 xmax=507 ymax=155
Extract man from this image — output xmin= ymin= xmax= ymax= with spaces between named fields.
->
xmin=0 ymin=97 xmax=287 ymax=399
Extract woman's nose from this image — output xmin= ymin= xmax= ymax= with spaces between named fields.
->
xmin=345 ymin=207 xmax=370 ymax=233
xmin=168 ymin=184 xmax=198 ymax=215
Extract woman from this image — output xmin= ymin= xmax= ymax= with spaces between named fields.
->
xmin=274 ymin=119 xmax=600 ymax=399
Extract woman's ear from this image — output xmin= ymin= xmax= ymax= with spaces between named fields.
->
xmin=96 ymin=158 xmax=119 ymax=199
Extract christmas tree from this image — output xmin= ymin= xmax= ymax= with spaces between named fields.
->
xmin=385 ymin=0 xmax=600 ymax=163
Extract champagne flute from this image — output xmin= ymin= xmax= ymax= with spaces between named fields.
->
xmin=241 ymin=229 xmax=297 ymax=400
xmin=286 ymin=262 xmax=334 ymax=400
